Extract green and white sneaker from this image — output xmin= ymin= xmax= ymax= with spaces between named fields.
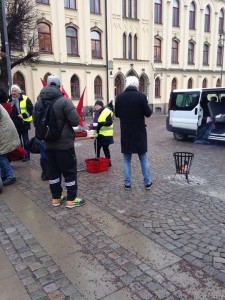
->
xmin=66 ymin=197 xmax=86 ymax=208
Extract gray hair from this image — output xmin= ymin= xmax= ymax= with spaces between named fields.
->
xmin=11 ymin=84 xmax=22 ymax=93
xmin=125 ymin=76 xmax=139 ymax=89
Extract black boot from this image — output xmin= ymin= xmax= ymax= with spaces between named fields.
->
xmin=40 ymin=158 xmax=49 ymax=181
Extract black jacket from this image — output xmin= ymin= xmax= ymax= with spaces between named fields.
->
xmin=115 ymin=87 xmax=152 ymax=154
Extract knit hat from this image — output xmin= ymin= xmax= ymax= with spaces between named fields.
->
xmin=47 ymin=75 xmax=61 ymax=87
xmin=95 ymin=100 xmax=104 ymax=107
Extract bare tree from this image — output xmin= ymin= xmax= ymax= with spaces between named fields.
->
xmin=0 ymin=0 xmax=39 ymax=90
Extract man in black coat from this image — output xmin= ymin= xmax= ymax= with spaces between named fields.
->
xmin=115 ymin=76 xmax=153 ymax=190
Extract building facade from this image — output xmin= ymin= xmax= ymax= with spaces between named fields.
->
xmin=11 ymin=0 xmax=225 ymax=113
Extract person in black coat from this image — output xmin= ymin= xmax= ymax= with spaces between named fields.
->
xmin=115 ymin=76 xmax=153 ymax=190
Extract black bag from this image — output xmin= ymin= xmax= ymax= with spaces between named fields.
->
xmin=28 ymin=137 xmax=40 ymax=154
xmin=34 ymin=98 xmax=62 ymax=141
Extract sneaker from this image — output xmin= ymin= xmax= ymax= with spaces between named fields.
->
xmin=3 ymin=177 xmax=16 ymax=186
xmin=145 ymin=183 xmax=153 ymax=190
xmin=124 ymin=184 xmax=131 ymax=190
xmin=52 ymin=196 xmax=66 ymax=207
xmin=66 ymin=197 xmax=86 ymax=208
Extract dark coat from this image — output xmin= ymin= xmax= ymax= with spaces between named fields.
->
xmin=115 ymin=87 xmax=152 ymax=154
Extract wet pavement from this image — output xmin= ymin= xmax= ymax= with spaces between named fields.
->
xmin=1 ymin=115 xmax=225 ymax=300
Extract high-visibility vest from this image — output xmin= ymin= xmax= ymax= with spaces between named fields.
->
xmin=10 ymin=95 xmax=33 ymax=122
xmin=97 ymin=108 xmax=113 ymax=137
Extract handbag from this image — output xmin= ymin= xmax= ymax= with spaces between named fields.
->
xmin=28 ymin=137 xmax=40 ymax=154
xmin=8 ymin=145 xmax=27 ymax=161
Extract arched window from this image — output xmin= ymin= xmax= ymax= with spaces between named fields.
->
xmin=172 ymin=0 xmax=179 ymax=27
xmin=189 ymin=2 xmax=195 ymax=30
xmin=219 ymin=9 xmax=224 ymax=34
xmin=123 ymin=33 xmax=127 ymax=59
xmin=37 ymin=23 xmax=52 ymax=52
xmin=66 ymin=27 xmax=78 ymax=55
xmin=188 ymin=42 xmax=194 ymax=64
xmin=155 ymin=77 xmax=160 ymax=97
xmin=188 ymin=78 xmax=193 ymax=89
xmin=90 ymin=0 xmax=100 ymax=14
xmin=217 ymin=46 xmax=223 ymax=66
xmin=154 ymin=38 xmax=161 ymax=62
xmin=203 ymin=44 xmax=209 ymax=65
xmin=171 ymin=40 xmax=178 ymax=63
xmin=128 ymin=34 xmax=132 ymax=59
xmin=115 ymin=76 xmax=123 ymax=96
xmin=44 ymin=73 xmax=51 ymax=83
xmin=139 ymin=76 xmax=146 ymax=93
xmin=216 ymin=78 xmax=221 ymax=87
xmin=94 ymin=76 xmax=102 ymax=98
xmin=13 ymin=72 xmax=26 ymax=93
xmin=71 ymin=75 xmax=80 ymax=99
xmin=154 ymin=0 xmax=162 ymax=24
xmin=202 ymin=78 xmax=207 ymax=88
xmin=171 ymin=78 xmax=177 ymax=90
xmin=204 ymin=5 xmax=210 ymax=32
xmin=134 ymin=34 xmax=137 ymax=60
xmin=91 ymin=31 xmax=101 ymax=58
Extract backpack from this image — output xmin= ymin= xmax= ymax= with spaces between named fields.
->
xmin=34 ymin=97 xmax=63 ymax=141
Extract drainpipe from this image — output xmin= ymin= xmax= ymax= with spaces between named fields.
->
xmin=105 ymin=0 xmax=109 ymax=104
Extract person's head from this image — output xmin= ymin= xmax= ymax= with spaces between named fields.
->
xmin=125 ymin=76 xmax=139 ymax=90
xmin=11 ymin=84 xmax=21 ymax=98
xmin=47 ymin=75 xmax=61 ymax=87
xmin=94 ymin=100 xmax=104 ymax=111
xmin=0 ymin=88 xmax=8 ymax=103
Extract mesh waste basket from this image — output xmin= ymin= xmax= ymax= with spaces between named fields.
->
xmin=173 ymin=152 xmax=194 ymax=183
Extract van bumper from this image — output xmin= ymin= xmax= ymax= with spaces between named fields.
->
xmin=166 ymin=116 xmax=173 ymax=132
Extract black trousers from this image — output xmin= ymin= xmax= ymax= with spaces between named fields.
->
xmin=94 ymin=139 xmax=110 ymax=159
xmin=46 ymin=148 xmax=77 ymax=201
xmin=17 ymin=130 xmax=30 ymax=158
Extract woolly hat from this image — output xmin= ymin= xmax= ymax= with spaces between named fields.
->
xmin=95 ymin=100 xmax=104 ymax=107
xmin=47 ymin=75 xmax=61 ymax=87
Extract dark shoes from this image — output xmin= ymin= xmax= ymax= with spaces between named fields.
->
xmin=22 ymin=157 xmax=30 ymax=162
xmin=3 ymin=177 xmax=16 ymax=186
xmin=124 ymin=184 xmax=131 ymax=190
xmin=145 ymin=183 xmax=153 ymax=190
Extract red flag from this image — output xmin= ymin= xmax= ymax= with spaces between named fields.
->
xmin=76 ymin=87 xmax=86 ymax=127
xmin=61 ymin=86 xmax=70 ymax=99
xmin=40 ymin=78 xmax=47 ymax=86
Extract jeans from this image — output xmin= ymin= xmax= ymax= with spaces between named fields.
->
xmin=0 ymin=154 xmax=15 ymax=179
xmin=18 ymin=130 xmax=30 ymax=158
xmin=123 ymin=153 xmax=152 ymax=186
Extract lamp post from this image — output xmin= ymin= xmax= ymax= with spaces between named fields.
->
xmin=219 ymin=33 xmax=225 ymax=87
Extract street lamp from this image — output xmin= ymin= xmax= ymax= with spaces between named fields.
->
xmin=219 ymin=33 xmax=225 ymax=87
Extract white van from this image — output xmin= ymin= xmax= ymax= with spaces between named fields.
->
xmin=166 ymin=87 xmax=225 ymax=141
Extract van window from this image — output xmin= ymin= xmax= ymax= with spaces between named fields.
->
xmin=171 ymin=91 xmax=200 ymax=110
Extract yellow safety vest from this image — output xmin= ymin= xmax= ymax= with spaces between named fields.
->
xmin=97 ymin=108 xmax=113 ymax=137
xmin=19 ymin=95 xmax=33 ymax=122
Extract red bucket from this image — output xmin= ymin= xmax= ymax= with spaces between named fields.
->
xmin=85 ymin=157 xmax=110 ymax=173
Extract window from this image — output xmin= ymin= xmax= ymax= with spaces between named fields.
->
xmin=202 ymin=78 xmax=207 ymax=88
xmin=216 ymin=78 xmax=221 ymax=87
xmin=217 ymin=46 xmax=223 ymax=66
xmin=122 ymin=0 xmax=126 ymax=17
xmin=91 ymin=31 xmax=101 ymax=58
xmin=172 ymin=0 xmax=179 ymax=27
xmin=128 ymin=0 xmax=132 ymax=18
xmin=219 ymin=10 xmax=224 ymax=34
xmin=37 ymin=23 xmax=52 ymax=52
xmin=66 ymin=27 xmax=78 ymax=55
xmin=171 ymin=40 xmax=178 ymax=63
xmin=64 ymin=0 xmax=76 ymax=9
xmin=123 ymin=33 xmax=127 ymax=59
xmin=204 ymin=5 xmax=210 ymax=32
xmin=134 ymin=34 xmax=137 ymax=60
xmin=154 ymin=38 xmax=161 ymax=62
xmin=128 ymin=34 xmax=132 ymax=59
xmin=13 ymin=72 xmax=26 ymax=93
xmin=90 ymin=0 xmax=100 ymax=14
xmin=171 ymin=78 xmax=177 ymax=90
xmin=139 ymin=76 xmax=146 ymax=94
xmin=122 ymin=0 xmax=137 ymax=19
xmin=187 ymin=78 xmax=193 ymax=89
xmin=189 ymin=2 xmax=195 ymax=30
xmin=94 ymin=76 xmax=102 ymax=98
xmin=36 ymin=0 xmax=49 ymax=3
xmin=171 ymin=91 xmax=199 ymax=110
xmin=133 ymin=0 xmax=137 ymax=18
xmin=155 ymin=77 xmax=160 ymax=97
xmin=188 ymin=42 xmax=194 ymax=64
xmin=71 ymin=75 xmax=80 ymax=99
xmin=203 ymin=44 xmax=209 ymax=65
xmin=155 ymin=0 xmax=162 ymax=24
xmin=44 ymin=73 xmax=51 ymax=83
xmin=115 ymin=75 xmax=123 ymax=96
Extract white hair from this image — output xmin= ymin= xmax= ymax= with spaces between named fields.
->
xmin=11 ymin=84 xmax=21 ymax=93
xmin=125 ymin=76 xmax=139 ymax=89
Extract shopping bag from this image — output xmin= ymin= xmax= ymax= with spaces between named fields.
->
xmin=8 ymin=145 xmax=27 ymax=161
xmin=28 ymin=137 xmax=40 ymax=154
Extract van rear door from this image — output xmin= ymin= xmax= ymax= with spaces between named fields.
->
xmin=169 ymin=90 xmax=201 ymax=134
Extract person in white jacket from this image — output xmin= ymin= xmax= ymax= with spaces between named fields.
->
xmin=0 ymin=93 xmax=20 ymax=186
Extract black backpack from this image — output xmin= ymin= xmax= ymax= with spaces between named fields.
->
xmin=34 ymin=97 xmax=63 ymax=141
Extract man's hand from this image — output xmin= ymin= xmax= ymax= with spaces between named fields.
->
xmin=18 ymin=114 xmax=23 ymax=119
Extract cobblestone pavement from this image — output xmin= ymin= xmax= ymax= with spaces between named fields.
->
xmin=1 ymin=115 xmax=225 ymax=300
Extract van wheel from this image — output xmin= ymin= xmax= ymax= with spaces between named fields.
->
xmin=173 ymin=132 xmax=187 ymax=141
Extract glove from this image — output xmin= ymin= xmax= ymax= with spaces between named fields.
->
xmin=97 ymin=122 xmax=105 ymax=130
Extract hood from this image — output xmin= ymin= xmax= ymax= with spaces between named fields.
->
xmin=39 ymin=86 xmax=63 ymax=101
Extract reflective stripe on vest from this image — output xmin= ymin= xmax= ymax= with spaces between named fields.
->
xmin=20 ymin=95 xmax=32 ymax=122
xmin=97 ymin=108 xmax=113 ymax=137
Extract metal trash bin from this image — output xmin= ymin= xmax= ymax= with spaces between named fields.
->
xmin=173 ymin=152 xmax=194 ymax=183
